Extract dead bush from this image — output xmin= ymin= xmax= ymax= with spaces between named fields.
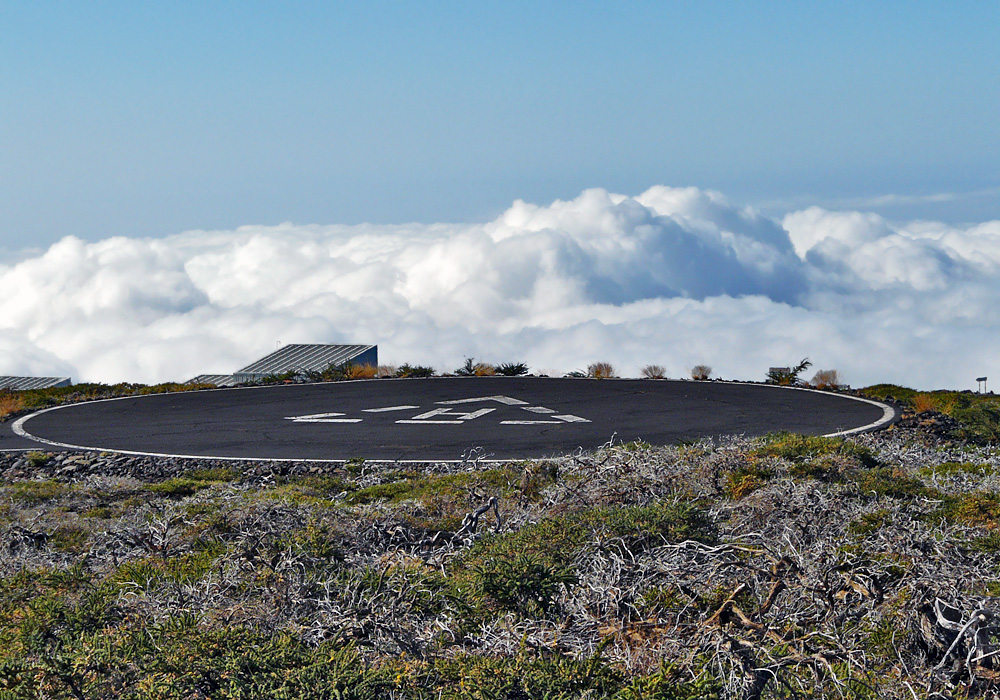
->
xmin=641 ymin=364 xmax=667 ymax=379
xmin=690 ymin=364 xmax=712 ymax=381
xmin=587 ymin=362 xmax=617 ymax=379
xmin=346 ymin=364 xmax=378 ymax=379
xmin=811 ymin=368 xmax=840 ymax=390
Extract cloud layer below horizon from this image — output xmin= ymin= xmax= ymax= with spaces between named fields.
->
xmin=2 ymin=186 xmax=998 ymax=390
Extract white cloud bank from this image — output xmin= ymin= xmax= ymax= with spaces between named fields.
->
xmin=2 ymin=186 xmax=998 ymax=390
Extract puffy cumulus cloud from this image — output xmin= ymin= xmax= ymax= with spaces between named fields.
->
xmin=1 ymin=186 xmax=998 ymax=390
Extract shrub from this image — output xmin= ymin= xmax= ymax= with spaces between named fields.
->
xmin=852 ymin=466 xmax=934 ymax=500
xmin=690 ymin=365 xmax=712 ymax=381
xmin=587 ymin=362 xmax=617 ymax=379
xmin=936 ymin=491 xmax=1000 ymax=530
xmin=376 ymin=364 xmax=397 ymax=378
xmin=148 ymin=477 xmax=213 ymax=498
xmin=345 ymin=363 xmax=377 ymax=379
xmin=470 ymin=553 xmax=577 ymax=615
xmin=396 ymin=363 xmax=435 ymax=378
xmin=457 ymin=357 xmax=498 ymax=377
xmin=455 ymin=357 xmax=479 ymax=376
xmin=0 ymin=390 xmax=24 ymax=421
xmin=754 ymin=432 xmax=878 ymax=468
xmin=26 ymin=451 xmax=50 ymax=468
xmin=49 ymin=525 xmax=89 ymax=553
xmin=641 ymin=364 xmax=667 ymax=379
xmin=911 ymin=393 xmax=941 ymax=413
xmin=724 ymin=462 xmax=774 ymax=499
xmin=811 ymin=368 xmax=840 ymax=390
xmin=495 ymin=362 xmax=529 ymax=376
xmin=7 ymin=479 xmax=68 ymax=504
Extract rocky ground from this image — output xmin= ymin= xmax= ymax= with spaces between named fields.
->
xmin=2 ymin=413 xmax=1000 ymax=699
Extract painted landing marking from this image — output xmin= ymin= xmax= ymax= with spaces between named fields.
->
xmin=284 ymin=413 xmax=363 ymax=423
xmin=282 ymin=395 xmax=591 ymax=426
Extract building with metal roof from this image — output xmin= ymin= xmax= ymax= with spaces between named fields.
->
xmin=0 ymin=376 xmax=72 ymax=391
xmin=186 ymin=374 xmax=240 ymax=388
xmin=232 ymin=344 xmax=377 ymax=384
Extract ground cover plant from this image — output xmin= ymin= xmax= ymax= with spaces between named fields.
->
xmin=4 ymin=383 xmax=1000 ymax=697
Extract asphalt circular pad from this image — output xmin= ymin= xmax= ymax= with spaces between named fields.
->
xmin=13 ymin=378 xmax=893 ymax=462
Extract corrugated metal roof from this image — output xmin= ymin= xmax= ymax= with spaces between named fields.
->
xmin=0 ymin=376 xmax=72 ymax=391
xmin=186 ymin=374 xmax=239 ymax=387
xmin=235 ymin=344 xmax=377 ymax=379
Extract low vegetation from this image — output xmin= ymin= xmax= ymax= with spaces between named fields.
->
xmin=861 ymin=383 xmax=1000 ymax=443
xmin=3 ymin=402 xmax=1000 ymax=698
xmin=8 ymin=376 xmax=1000 ymax=696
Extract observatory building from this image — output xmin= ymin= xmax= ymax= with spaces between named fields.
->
xmin=189 ymin=344 xmax=377 ymax=386
xmin=0 ymin=376 xmax=72 ymax=391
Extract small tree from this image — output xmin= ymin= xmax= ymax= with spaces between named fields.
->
xmin=690 ymin=365 xmax=712 ymax=381
xmin=767 ymin=358 xmax=812 ymax=386
xmin=641 ymin=364 xmax=667 ymax=379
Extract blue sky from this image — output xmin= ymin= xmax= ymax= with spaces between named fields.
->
xmin=2 ymin=1 xmax=998 ymax=251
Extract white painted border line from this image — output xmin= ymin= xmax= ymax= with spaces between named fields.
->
xmin=821 ymin=395 xmax=896 ymax=437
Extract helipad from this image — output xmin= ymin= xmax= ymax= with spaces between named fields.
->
xmin=7 ymin=378 xmax=894 ymax=462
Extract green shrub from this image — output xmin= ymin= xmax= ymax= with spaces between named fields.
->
xmin=49 ymin=525 xmax=89 ymax=553
xmin=495 ymin=361 xmax=530 ymax=376
xmin=148 ymin=477 xmax=212 ymax=498
xmin=918 ymin=461 xmax=995 ymax=478
xmin=6 ymin=479 xmax=68 ymax=504
xmin=470 ymin=553 xmax=577 ymax=615
xmin=25 ymin=451 xmax=50 ymax=468
xmin=148 ymin=468 xmax=238 ymax=498
xmin=182 ymin=466 xmax=241 ymax=482
xmin=724 ymin=462 xmax=773 ymax=499
xmin=934 ymin=491 xmax=1000 ymax=530
xmin=852 ymin=467 xmax=934 ymax=500
xmin=396 ymin=363 xmax=435 ymax=378
xmin=848 ymin=509 xmax=892 ymax=536
xmin=458 ymin=502 xmax=714 ymax=577
xmin=405 ymin=651 xmax=628 ymax=700
xmin=754 ymin=432 xmax=878 ymax=468
xmin=272 ymin=474 xmax=353 ymax=502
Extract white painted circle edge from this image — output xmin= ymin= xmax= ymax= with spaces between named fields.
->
xmin=9 ymin=379 xmax=897 ymax=463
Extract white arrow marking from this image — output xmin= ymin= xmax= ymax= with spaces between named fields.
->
xmin=285 ymin=413 xmax=363 ymax=423
xmin=501 ymin=420 xmax=564 ymax=425
xmin=363 ymin=405 xmax=420 ymax=412
xmin=523 ymin=406 xmax=556 ymax=414
xmin=437 ymin=395 xmax=528 ymax=406
xmin=555 ymin=414 xmax=590 ymax=423
xmin=396 ymin=420 xmax=465 ymax=425
xmin=405 ymin=407 xmax=495 ymax=422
